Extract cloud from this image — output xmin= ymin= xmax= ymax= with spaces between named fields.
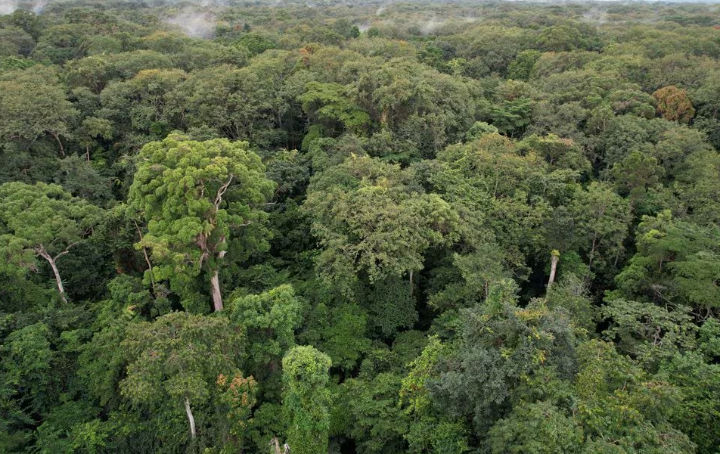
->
xmin=164 ymin=9 xmax=216 ymax=38
xmin=0 ymin=0 xmax=19 ymax=15
xmin=0 ymin=0 xmax=48 ymax=15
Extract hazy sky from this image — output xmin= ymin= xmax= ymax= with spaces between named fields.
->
xmin=2 ymin=0 xmax=719 ymax=16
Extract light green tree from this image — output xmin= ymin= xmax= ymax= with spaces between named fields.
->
xmin=128 ymin=134 xmax=275 ymax=311
xmin=0 ymin=182 xmax=102 ymax=303
xmin=281 ymin=345 xmax=332 ymax=454
xmin=615 ymin=210 xmax=720 ymax=310
xmin=230 ymin=284 xmax=303 ymax=389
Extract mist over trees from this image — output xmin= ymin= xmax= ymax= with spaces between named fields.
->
xmin=2 ymin=0 xmax=720 ymax=452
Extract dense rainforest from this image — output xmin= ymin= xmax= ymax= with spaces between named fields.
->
xmin=1 ymin=0 xmax=720 ymax=452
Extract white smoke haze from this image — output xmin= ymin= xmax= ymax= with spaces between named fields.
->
xmin=0 ymin=0 xmax=18 ymax=15
xmin=0 ymin=0 xmax=235 ymax=16
xmin=165 ymin=9 xmax=217 ymax=38
xmin=0 ymin=0 xmax=48 ymax=15
xmin=420 ymin=15 xmax=443 ymax=34
xmin=3 ymin=0 xmax=720 ymax=19
xmin=581 ymin=7 xmax=607 ymax=23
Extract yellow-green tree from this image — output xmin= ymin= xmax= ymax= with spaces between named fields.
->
xmin=128 ymin=134 xmax=274 ymax=311
xmin=281 ymin=345 xmax=332 ymax=454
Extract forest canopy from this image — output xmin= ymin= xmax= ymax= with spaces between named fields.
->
xmin=2 ymin=0 xmax=720 ymax=453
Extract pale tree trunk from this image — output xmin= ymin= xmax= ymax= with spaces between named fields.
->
xmin=36 ymin=246 xmax=68 ymax=304
xmin=184 ymin=397 xmax=196 ymax=440
xmin=50 ymin=132 xmax=65 ymax=157
xmin=47 ymin=256 xmax=67 ymax=304
xmin=547 ymin=250 xmax=560 ymax=290
xmin=210 ymin=269 xmax=223 ymax=312
xmin=205 ymin=177 xmax=234 ymax=313
xmin=134 ymin=221 xmax=157 ymax=295
xmin=271 ymin=437 xmax=282 ymax=454
xmin=270 ymin=437 xmax=290 ymax=454
xmin=380 ymin=110 xmax=389 ymax=127
xmin=588 ymin=234 xmax=598 ymax=272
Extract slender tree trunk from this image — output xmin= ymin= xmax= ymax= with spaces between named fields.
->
xmin=134 ymin=221 xmax=157 ymax=294
xmin=50 ymin=132 xmax=65 ymax=157
xmin=409 ymin=269 xmax=413 ymax=297
xmin=184 ymin=397 xmax=196 ymax=439
xmin=37 ymin=248 xmax=68 ymax=304
xmin=270 ymin=438 xmax=290 ymax=454
xmin=47 ymin=257 xmax=67 ymax=304
xmin=588 ymin=234 xmax=598 ymax=272
xmin=271 ymin=437 xmax=282 ymax=454
xmin=210 ymin=269 xmax=223 ymax=311
xmin=547 ymin=251 xmax=559 ymax=290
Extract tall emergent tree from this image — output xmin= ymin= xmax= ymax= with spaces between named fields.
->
xmin=128 ymin=134 xmax=275 ymax=311
xmin=281 ymin=345 xmax=332 ymax=454
xmin=0 ymin=182 xmax=102 ymax=303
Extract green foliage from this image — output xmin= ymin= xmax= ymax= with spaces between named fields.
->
xmin=487 ymin=400 xmax=583 ymax=454
xmin=128 ymin=133 xmax=274 ymax=311
xmin=342 ymin=372 xmax=408 ymax=453
xmin=400 ymin=336 xmax=448 ymax=416
xmin=121 ymin=312 xmax=244 ymax=402
xmin=0 ymin=323 xmax=53 ymax=450
xmin=216 ymin=371 xmax=258 ymax=446
xmin=121 ymin=312 xmax=246 ymax=449
xmin=570 ymin=182 xmax=631 ymax=276
xmin=481 ymin=97 xmax=533 ymax=137
xmin=304 ymin=155 xmax=458 ymax=295
xmin=610 ymin=149 xmax=663 ymax=209
xmin=299 ymin=81 xmax=370 ymax=134
xmin=429 ymin=281 xmax=577 ymax=433
xmin=0 ymin=66 xmax=77 ymax=153
xmin=1 ymin=3 xmax=720 ymax=453
xmin=282 ymin=345 xmax=332 ymax=454
xmin=234 ymin=33 xmax=276 ymax=56
xmin=0 ymin=182 xmax=102 ymax=302
xmin=464 ymin=120 xmax=498 ymax=141
xmin=615 ymin=210 xmax=720 ymax=309
xmin=300 ymin=302 xmax=371 ymax=373
xmin=507 ymin=50 xmax=541 ymax=80
xmin=574 ymin=340 xmax=694 ymax=453
xmin=601 ymin=299 xmax=695 ymax=367
xmin=229 ymin=284 xmax=302 ymax=394
xmin=520 ymin=134 xmax=590 ymax=172
xmin=545 ymin=273 xmax=594 ymax=332
xmin=660 ymin=352 xmax=720 ymax=454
